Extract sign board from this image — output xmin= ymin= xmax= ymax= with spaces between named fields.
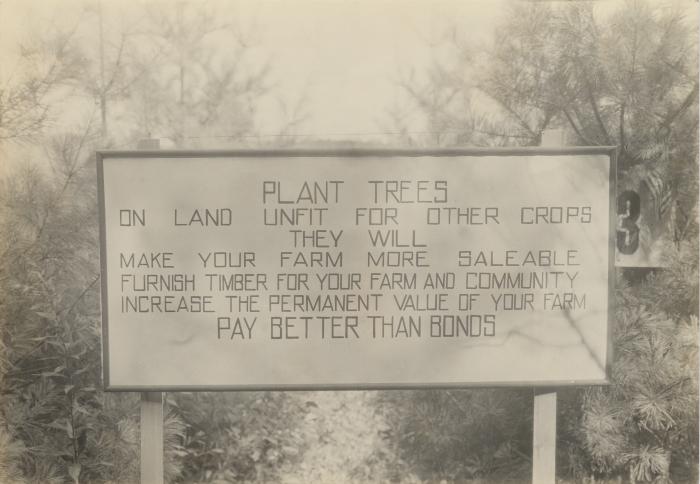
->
xmin=97 ymin=148 xmax=615 ymax=391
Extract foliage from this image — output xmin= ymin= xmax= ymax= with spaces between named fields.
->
xmin=0 ymin=22 xmax=83 ymax=143
xmin=491 ymin=1 xmax=699 ymax=247
xmin=376 ymin=389 xmax=532 ymax=482
xmin=171 ymin=392 xmax=308 ymax=483
xmin=397 ymin=0 xmax=699 ymax=224
xmin=558 ymin=259 xmax=698 ymax=483
xmin=0 ymin=131 xmax=146 ymax=483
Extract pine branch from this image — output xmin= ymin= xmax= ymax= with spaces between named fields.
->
xmin=656 ymin=81 xmax=699 ymax=136
xmin=563 ymin=109 xmax=596 ymax=145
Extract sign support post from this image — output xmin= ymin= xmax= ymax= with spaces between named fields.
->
xmin=140 ymin=391 xmax=164 ymax=484
xmin=532 ymin=388 xmax=556 ymax=484
xmin=136 ymin=138 xmax=164 ymax=484
xmin=531 ymin=128 xmax=566 ymax=484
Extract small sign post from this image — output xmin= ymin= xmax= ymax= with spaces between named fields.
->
xmin=533 ymin=388 xmax=557 ymax=484
xmin=140 ymin=391 xmax=164 ymax=484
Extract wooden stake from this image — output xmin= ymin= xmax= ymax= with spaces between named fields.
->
xmin=533 ymin=388 xmax=557 ymax=484
xmin=136 ymin=138 xmax=164 ymax=484
xmin=532 ymin=128 xmax=563 ymax=484
xmin=140 ymin=392 xmax=164 ymax=484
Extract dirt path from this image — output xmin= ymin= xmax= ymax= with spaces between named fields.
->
xmin=281 ymin=391 xmax=402 ymax=483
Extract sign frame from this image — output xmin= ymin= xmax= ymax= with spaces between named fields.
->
xmin=97 ymin=146 xmax=617 ymax=392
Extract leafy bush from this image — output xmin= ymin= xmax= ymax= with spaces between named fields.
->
xmin=577 ymin=255 xmax=698 ymax=482
xmin=376 ymin=389 xmax=532 ymax=482
xmin=0 ymin=138 xmax=144 ymax=483
xmin=172 ymin=392 xmax=308 ymax=482
xmin=0 ymin=137 xmax=308 ymax=483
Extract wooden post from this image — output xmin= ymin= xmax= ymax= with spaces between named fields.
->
xmin=533 ymin=388 xmax=557 ymax=484
xmin=136 ymin=138 xmax=164 ymax=484
xmin=532 ymin=128 xmax=564 ymax=484
xmin=140 ymin=392 xmax=164 ymax=484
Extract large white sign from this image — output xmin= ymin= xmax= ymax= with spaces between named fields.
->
xmin=98 ymin=149 xmax=614 ymax=390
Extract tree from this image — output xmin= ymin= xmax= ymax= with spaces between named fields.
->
xmin=124 ymin=1 xmax=269 ymax=146
xmin=575 ymin=265 xmax=698 ymax=482
xmin=76 ymin=1 xmax=152 ymax=141
xmin=0 ymin=22 xmax=83 ymax=144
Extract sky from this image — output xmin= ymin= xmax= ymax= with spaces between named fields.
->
xmin=240 ymin=0 xmax=504 ymax=139
xmin=0 ymin=0 xmax=506 ymax=144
